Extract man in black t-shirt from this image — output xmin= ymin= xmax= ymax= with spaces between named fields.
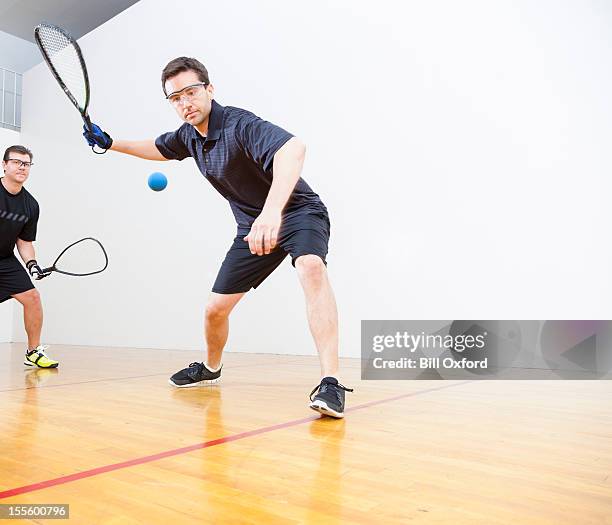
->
xmin=1 ymin=145 xmax=59 ymax=368
xmin=83 ymin=57 xmax=352 ymax=417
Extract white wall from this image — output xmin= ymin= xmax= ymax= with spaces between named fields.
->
xmin=0 ymin=126 xmax=20 ymax=342
xmin=17 ymin=0 xmax=612 ymax=356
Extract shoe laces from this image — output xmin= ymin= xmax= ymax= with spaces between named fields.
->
xmin=188 ymin=362 xmax=204 ymax=374
xmin=310 ymin=379 xmax=353 ymax=402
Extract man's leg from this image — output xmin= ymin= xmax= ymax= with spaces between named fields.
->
xmin=170 ymin=233 xmax=287 ymax=388
xmin=12 ymin=288 xmax=43 ymax=349
xmin=204 ymin=292 xmax=245 ymax=369
xmin=169 ymin=291 xmax=245 ymax=387
xmin=12 ymin=288 xmax=58 ymax=368
xmin=294 ymin=254 xmax=338 ymax=378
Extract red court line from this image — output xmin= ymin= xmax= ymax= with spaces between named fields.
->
xmin=0 ymin=380 xmax=472 ymax=499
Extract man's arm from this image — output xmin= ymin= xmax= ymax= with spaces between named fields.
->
xmin=16 ymin=238 xmax=46 ymax=279
xmin=264 ymin=137 xmax=306 ymax=212
xmin=244 ymin=137 xmax=306 ymax=255
xmin=16 ymin=238 xmax=36 ymax=265
xmin=83 ymin=123 xmax=169 ymax=161
xmin=110 ymin=140 xmax=168 ymax=161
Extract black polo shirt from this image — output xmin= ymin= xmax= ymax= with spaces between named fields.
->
xmin=155 ymin=100 xmax=327 ymax=234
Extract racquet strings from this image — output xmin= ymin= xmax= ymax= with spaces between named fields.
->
xmin=36 ymin=24 xmax=88 ymax=111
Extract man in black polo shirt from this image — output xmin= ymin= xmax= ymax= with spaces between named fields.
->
xmin=84 ymin=57 xmax=352 ymax=417
xmin=1 ymin=145 xmax=59 ymax=369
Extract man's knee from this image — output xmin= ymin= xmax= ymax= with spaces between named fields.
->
xmin=15 ymin=288 xmax=41 ymax=307
xmin=295 ymin=254 xmax=326 ymax=283
xmin=205 ymin=295 xmax=238 ymax=322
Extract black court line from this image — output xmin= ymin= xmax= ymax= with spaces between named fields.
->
xmin=0 ymin=358 xmax=311 ymax=393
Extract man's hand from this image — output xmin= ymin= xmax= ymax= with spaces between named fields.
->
xmin=83 ymin=123 xmax=113 ymax=150
xmin=26 ymin=260 xmax=48 ymax=280
xmin=243 ymin=208 xmax=282 ymax=256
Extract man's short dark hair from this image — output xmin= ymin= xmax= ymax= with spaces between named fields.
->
xmin=161 ymin=57 xmax=209 ymax=96
xmin=3 ymin=145 xmax=33 ymax=162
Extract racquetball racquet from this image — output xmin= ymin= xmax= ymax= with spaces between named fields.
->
xmin=41 ymin=237 xmax=108 ymax=277
xmin=34 ymin=23 xmax=107 ymax=154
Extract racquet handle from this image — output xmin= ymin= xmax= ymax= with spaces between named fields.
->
xmin=82 ymin=113 xmax=93 ymax=133
xmin=82 ymin=114 xmax=108 ymax=154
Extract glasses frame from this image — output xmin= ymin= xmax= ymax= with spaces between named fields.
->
xmin=6 ymin=158 xmax=34 ymax=168
xmin=165 ymin=82 xmax=208 ymax=106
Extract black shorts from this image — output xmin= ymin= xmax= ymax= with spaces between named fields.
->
xmin=212 ymin=212 xmax=331 ymax=294
xmin=0 ymin=255 xmax=34 ymax=303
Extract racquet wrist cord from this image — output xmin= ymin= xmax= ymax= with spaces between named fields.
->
xmin=25 ymin=260 xmax=47 ymax=280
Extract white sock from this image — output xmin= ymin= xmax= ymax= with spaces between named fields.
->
xmin=205 ymin=362 xmax=222 ymax=373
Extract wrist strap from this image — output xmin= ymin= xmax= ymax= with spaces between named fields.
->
xmin=26 ymin=260 xmax=38 ymax=270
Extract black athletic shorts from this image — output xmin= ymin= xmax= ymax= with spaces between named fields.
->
xmin=0 ymin=255 xmax=34 ymax=303
xmin=212 ymin=212 xmax=331 ymax=294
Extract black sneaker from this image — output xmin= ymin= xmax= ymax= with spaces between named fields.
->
xmin=168 ymin=362 xmax=222 ymax=388
xmin=309 ymin=377 xmax=353 ymax=418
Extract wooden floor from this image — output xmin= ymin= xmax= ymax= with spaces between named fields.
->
xmin=0 ymin=342 xmax=610 ymax=524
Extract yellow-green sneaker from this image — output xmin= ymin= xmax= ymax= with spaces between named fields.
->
xmin=24 ymin=345 xmax=59 ymax=369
